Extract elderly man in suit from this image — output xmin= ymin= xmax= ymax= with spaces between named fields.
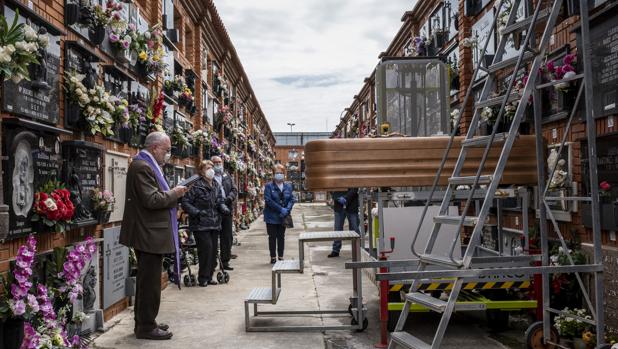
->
xmin=120 ymin=132 xmax=188 ymax=340
xmin=211 ymin=155 xmax=238 ymax=270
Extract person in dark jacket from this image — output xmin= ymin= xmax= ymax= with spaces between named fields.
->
xmin=328 ymin=188 xmax=359 ymax=258
xmin=181 ymin=160 xmax=230 ymax=287
xmin=263 ymin=164 xmax=295 ymax=264
xmin=119 ymin=132 xmax=188 ymax=340
xmin=211 ymin=155 xmax=238 ymax=270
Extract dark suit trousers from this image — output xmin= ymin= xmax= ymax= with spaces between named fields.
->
xmin=134 ymin=250 xmax=163 ymax=334
xmin=194 ymin=230 xmax=218 ymax=283
xmin=220 ymin=215 xmax=234 ymax=264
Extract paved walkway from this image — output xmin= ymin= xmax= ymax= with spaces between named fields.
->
xmin=93 ymin=203 xmax=511 ymax=349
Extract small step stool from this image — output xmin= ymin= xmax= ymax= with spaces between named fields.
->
xmin=245 ymin=230 xmax=367 ymax=332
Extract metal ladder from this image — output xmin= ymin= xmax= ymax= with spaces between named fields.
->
xmin=389 ymin=0 xmax=566 ymax=347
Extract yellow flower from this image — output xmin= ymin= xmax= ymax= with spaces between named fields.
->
xmin=152 ymin=55 xmax=160 ymax=62
xmin=138 ymin=51 xmax=148 ymax=62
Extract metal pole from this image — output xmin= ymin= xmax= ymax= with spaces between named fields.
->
xmin=579 ymin=0 xmax=605 ymax=344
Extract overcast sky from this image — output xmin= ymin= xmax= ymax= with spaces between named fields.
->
xmin=215 ymin=0 xmax=415 ymax=133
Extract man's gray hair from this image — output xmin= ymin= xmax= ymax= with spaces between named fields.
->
xmin=144 ymin=132 xmax=170 ymax=149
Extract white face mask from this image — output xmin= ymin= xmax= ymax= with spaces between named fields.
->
xmin=205 ymin=168 xmax=215 ymax=179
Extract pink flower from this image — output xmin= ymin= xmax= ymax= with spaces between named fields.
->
xmin=10 ymin=299 xmax=26 ymax=316
xmin=128 ymin=23 xmax=136 ymax=31
xmin=109 ymin=33 xmax=119 ymax=43
xmin=546 ymin=61 xmax=554 ymax=73
xmin=563 ymin=53 xmax=575 ymax=65
xmin=122 ymin=40 xmax=130 ymax=49
xmin=600 ymin=181 xmax=611 ymax=191
xmin=562 ymin=64 xmax=574 ymax=73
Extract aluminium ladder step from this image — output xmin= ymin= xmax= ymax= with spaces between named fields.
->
xmin=502 ymin=227 xmax=525 ymax=235
xmin=461 ymin=133 xmax=509 ymax=148
xmin=406 ymin=292 xmax=447 ymax=313
xmin=419 ymin=254 xmax=463 ymax=268
xmin=536 ymin=73 xmax=583 ymax=89
xmin=272 ymin=259 xmax=301 ymax=273
xmin=488 ymin=51 xmax=535 ymax=73
xmin=448 ymin=175 xmax=492 ymax=186
xmin=299 ymin=230 xmax=359 ymax=242
xmin=390 ymin=332 xmax=431 ymax=349
xmin=475 ymin=93 xmax=520 ymax=109
xmin=245 ymin=287 xmax=281 ymax=304
xmin=433 ymin=215 xmax=480 ymax=227
xmin=501 ymin=8 xmax=551 ymax=36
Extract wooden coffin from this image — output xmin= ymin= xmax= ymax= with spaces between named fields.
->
xmin=304 ymin=136 xmax=538 ymax=190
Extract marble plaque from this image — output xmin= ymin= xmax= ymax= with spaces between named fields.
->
xmin=1 ymin=125 xmax=61 ymax=239
xmin=103 ymin=226 xmax=129 ymax=309
xmin=104 ymin=151 xmax=129 ymax=223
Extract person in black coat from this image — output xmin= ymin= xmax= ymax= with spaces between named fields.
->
xmin=181 ymin=160 xmax=230 ymax=287
xmin=328 ymin=188 xmax=359 ymax=257
xmin=211 ymin=155 xmax=238 ymax=270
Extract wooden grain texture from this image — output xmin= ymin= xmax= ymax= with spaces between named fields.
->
xmin=304 ymin=136 xmax=538 ymax=190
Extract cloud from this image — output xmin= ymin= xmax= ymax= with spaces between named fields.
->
xmin=272 ymin=74 xmax=349 ymax=88
xmin=215 ymin=0 xmax=415 ymax=132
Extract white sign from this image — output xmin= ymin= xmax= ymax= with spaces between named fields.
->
xmin=103 ymin=226 xmax=129 ymax=309
xmin=104 ymin=151 xmax=129 ymax=223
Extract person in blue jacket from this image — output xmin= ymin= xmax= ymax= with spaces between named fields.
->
xmin=263 ymin=164 xmax=295 ymax=264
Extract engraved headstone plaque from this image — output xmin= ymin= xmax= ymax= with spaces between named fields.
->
xmin=103 ymin=226 xmax=129 ymax=309
xmin=62 ymin=141 xmax=104 ymax=227
xmin=104 ymin=151 xmax=129 ymax=223
xmin=1 ymin=124 xmax=61 ymax=239
xmin=1 ymin=7 xmax=61 ymax=125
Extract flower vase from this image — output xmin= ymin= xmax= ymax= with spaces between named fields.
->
xmin=88 ymin=25 xmax=106 ymax=45
xmin=113 ymin=48 xmax=130 ymax=64
xmin=65 ymin=3 xmax=80 ymax=26
xmin=65 ymin=102 xmax=82 ymax=128
xmin=119 ymin=126 xmax=133 ymax=144
xmin=1 ymin=318 xmax=24 ymax=349
xmin=573 ymin=338 xmax=586 ymax=349
xmin=97 ymin=210 xmax=111 ymax=224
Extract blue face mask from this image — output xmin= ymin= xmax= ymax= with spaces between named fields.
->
xmin=274 ymin=173 xmax=285 ymax=182
xmin=214 ymin=165 xmax=223 ymax=174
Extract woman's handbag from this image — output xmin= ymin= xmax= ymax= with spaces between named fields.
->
xmin=278 ymin=184 xmax=294 ymax=228
xmin=283 ymin=214 xmax=294 ymax=228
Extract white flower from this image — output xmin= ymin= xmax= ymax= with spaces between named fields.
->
xmin=462 ymin=38 xmax=475 ymax=48
xmin=38 ymin=34 xmax=49 ymax=47
xmin=14 ymin=41 xmax=28 ymax=51
xmin=44 ymin=198 xmax=57 ymax=211
xmin=0 ymin=52 xmax=11 ymax=63
xmin=24 ymin=26 xmax=38 ymax=41
xmin=450 ymin=108 xmax=460 ymax=118
xmin=93 ymin=96 xmax=99 ymax=102
xmin=480 ymin=107 xmax=494 ymax=122
xmin=5 ymin=44 xmax=15 ymax=54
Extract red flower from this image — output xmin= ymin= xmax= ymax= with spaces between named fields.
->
xmin=600 ymin=181 xmax=611 ymax=192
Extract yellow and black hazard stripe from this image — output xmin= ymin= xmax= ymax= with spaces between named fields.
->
xmin=389 ymin=280 xmax=530 ymax=292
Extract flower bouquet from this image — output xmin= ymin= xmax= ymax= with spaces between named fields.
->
xmin=146 ymin=87 xmax=165 ymax=131
xmin=31 ymin=180 xmax=74 ymax=233
xmin=543 ymin=53 xmax=577 ymax=92
xmin=0 ymin=11 xmax=49 ymax=84
xmin=64 ymin=70 xmax=116 ymax=136
xmin=82 ymin=3 xmax=110 ymax=45
xmin=91 ymin=188 xmax=115 ymax=223
xmin=179 ymin=87 xmax=194 ymax=108
xmin=554 ymin=308 xmax=591 ymax=340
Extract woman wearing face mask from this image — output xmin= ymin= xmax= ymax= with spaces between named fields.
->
xmin=181 ymin=160 xmax=230 ymax=286
xmin=263 ymin=164 xmax=295 ymax=264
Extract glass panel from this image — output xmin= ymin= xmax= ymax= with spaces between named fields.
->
xmin=377 ymin=59 xmax=450 ymax=137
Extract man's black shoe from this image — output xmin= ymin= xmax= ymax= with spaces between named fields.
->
xmin=230 ymin=254 xmax=238 ymax=259
xmin=223 ymin=264 xmax=234 ymax=271
xmin=327 ymin=252 xmax=340 ymax=258
xmin=207 ymin=280 xmax=218 ymax=285
xmin=157 ymin=323 xmax=169 ymax=331
xmin=198 ymin=282 xmax=208 ymax=287
xmin=135 ymin=328 xmax=173 ymax=340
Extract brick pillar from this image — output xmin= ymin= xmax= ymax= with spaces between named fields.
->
xmin=458 ymin=0 xmax=474 ymax=135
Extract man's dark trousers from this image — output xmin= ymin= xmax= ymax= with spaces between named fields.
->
xmin=220 ymin=214 xmax=234 ymax=265
xmin=134 ymin=250 xmax=163 ymax=334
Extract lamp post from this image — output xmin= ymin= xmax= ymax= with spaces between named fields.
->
xmin=287 ymin=122 xmax=295 ymax=133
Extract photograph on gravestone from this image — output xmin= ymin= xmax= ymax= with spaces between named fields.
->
xmin=587 ymin=6 xmax=618 ymax=118
xmin=62 ymin=141 xmax=104 ymax=228
xmin=1 ymin=124 xmax=62 ymax=239
xmin=103 ymin=226 xmax=129 ymax=309
xmin=129 ymin=81 xmax=150 ymax=147
xmin=1 ymin=6 xmax=61 ymax=125
xmin=64 ymin=42 xmax=102 ymax=131
xmin=163 ymin=164 xmax=176 ymax=187
xmin=175 ymin=166 xmax=185 ymax=186
xmin=104 ymin=151 xmax=129 ymax=223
